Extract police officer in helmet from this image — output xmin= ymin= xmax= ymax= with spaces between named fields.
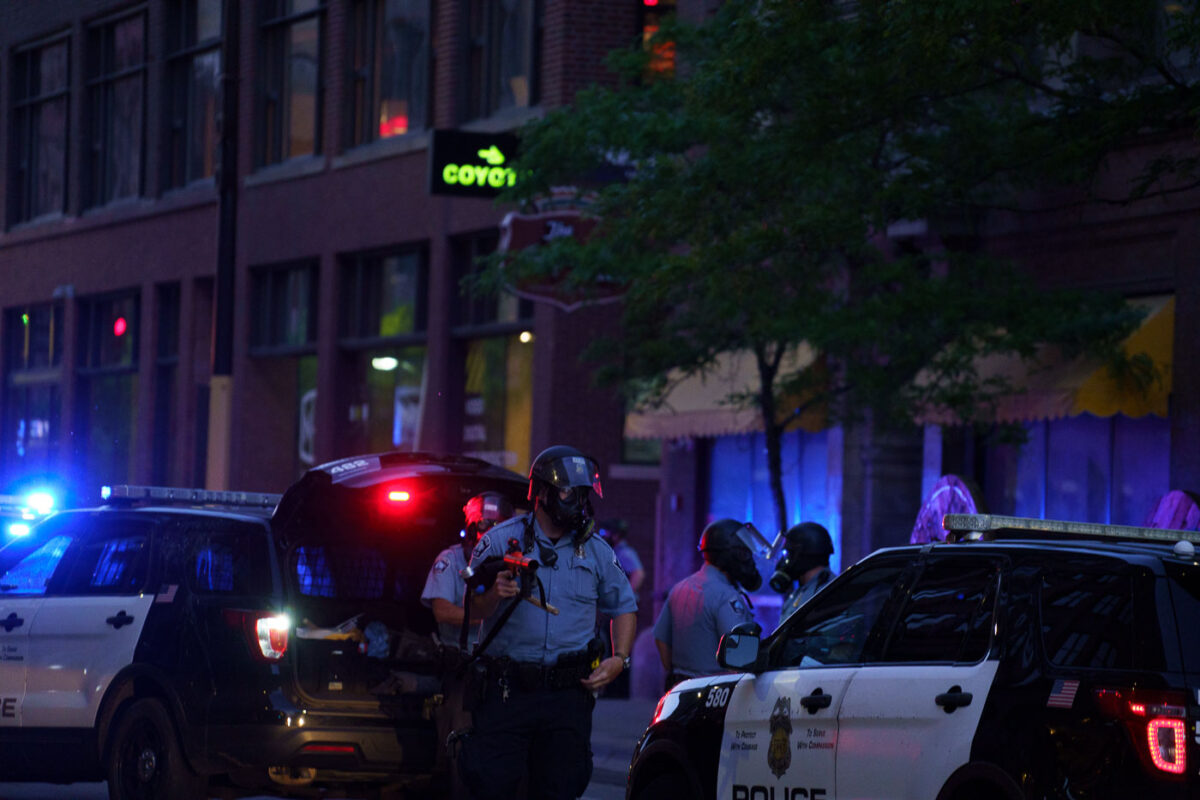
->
xmin=770 ymin=521 xmax=836 ymax=621
xmin=653 ymin=518 xmax=770 ymax=691
xmin=461 ymin=445 xmax=637 ymax=800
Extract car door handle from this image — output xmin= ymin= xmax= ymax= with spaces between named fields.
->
xmin=935 ymin=685 xmax=973 ymax=713
xmin=1 ymin=612 xmax=23 ymax=632
xmin=799 ymin=689 xmax=832 ymax=713
xmin=106 ymin=611 xmax=135 ymax=629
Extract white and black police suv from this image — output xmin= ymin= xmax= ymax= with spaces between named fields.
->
xmin=0 ymin=451 xmax=528 ymax=800
xmin=627 ymin=513 xmax=1200 ymax=800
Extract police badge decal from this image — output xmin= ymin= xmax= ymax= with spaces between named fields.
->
xmin=767 ymin=696 xmax=792 ymax=778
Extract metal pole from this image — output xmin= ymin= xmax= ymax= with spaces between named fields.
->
xmin=207 ymin=0 xmax=239 ymax=490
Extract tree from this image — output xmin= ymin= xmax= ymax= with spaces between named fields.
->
xmin=478 ymin=0 xmax=1178 ymax=536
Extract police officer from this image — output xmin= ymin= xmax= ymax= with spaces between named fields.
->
xmin=421 ymin=492 xmax=515 ymax=800
xmin=460 ymin=445 xmax=637 ymax=800
xmin=596 ymin=518 xmax=644 ymax=698
xmin=769 ymin=521 xmax=837 ymax=621
xmin=653 ymin=518 xmax=770 ymax=690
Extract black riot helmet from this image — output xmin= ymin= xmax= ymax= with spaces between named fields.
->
xmin=528 ymin=445 xmax=603 ymax=539
xmin=461 ymin=492 xmax=515 ymax=555
xmin=698 ymin=518 xmax=771 ymax=592
xmin=768 ymin=521 xmax=833 ymax=594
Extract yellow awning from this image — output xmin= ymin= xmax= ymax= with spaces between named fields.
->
xmin=624 ymin=346 xmax=822 ymax=440
xmin=943 ymin=294 xmax=1173 ymax=424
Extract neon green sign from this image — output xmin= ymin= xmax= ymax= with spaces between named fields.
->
xmin=429 ymin=131 xmax=519 ymax=198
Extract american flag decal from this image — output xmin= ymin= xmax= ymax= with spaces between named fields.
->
xmin=1046 ymin=679 xmax=1079 ymax=709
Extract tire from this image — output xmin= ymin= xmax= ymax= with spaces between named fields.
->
xmin=106 ymin=697 xmax=206 ymax=800
xmin=631 ymin=770 xmax=691 ymax=800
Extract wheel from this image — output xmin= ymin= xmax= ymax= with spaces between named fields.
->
xmin=106 ymin=697 xmax=206 ymax=800
xmin=631 ymin=770 xmax=691 ymax=800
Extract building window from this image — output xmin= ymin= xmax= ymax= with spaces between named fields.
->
xmin=466 ymin=0 xmax=541 ymax=121
xmin=77 ymin=292 xmax=140 ymax=487
xmin=341 ymin=249 xmax=426 ymax=341
xmin=166 ymin=0 xmax=222 ymax=188
xmin=639 ymin=0 xmax=676 ymax=76
xmin=153 ymin=284 xmax=181 ymax=484
xmin=453 ymin=232 xmax=532 ymax=330
xmin=339 ymin=249 xmax=428 ymax=456
xmin=452 ymin=233 xmax=533 ymax=474
xmin=347 ymin=0 xmax=430 ymax=147
xmin=3 ymin=304 xmax=64 ymax=480
xmin=250 ymin=262 xmax=318 ymax=351
xmin=259 ymin=0 xmax=324 ymax=165
xmin=85 ymin=11 xmax=147 ymax=207
xmin=9 ymin=37 xmax=70 ymax=226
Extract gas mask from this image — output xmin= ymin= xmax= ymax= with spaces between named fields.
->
xmin=726 ymin=547 xmax=764 ymax=592
xmin=769 ymin=551 xmax=824 ymax=594
xmin=540 ymin=485 xmax=594 ymax=538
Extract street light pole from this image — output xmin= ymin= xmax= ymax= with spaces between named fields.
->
xmin=207 ymin=0 xmax=239 ymax=490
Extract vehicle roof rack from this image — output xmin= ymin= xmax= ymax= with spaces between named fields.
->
xmin=943 ymin=513 xmax=1200 ymax=545
xmin=102 ymin=484 xmax=281 ymax=509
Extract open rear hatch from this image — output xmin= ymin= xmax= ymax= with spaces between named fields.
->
xmin=272 ymin=453 xmax=529 ymax=713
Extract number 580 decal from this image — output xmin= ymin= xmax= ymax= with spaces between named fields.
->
xmin=706 ymin=684 xmax=731 ymax=708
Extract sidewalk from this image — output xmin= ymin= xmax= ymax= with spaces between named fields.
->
xmin=582 ymin=695 xmax=660 ymax=800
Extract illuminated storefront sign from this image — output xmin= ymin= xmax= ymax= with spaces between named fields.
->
xmin=428 ymin=130 xmax=519 ymax=198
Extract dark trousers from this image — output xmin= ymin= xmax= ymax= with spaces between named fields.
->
xmin=460 ymin=684 xmax=595 ymax=800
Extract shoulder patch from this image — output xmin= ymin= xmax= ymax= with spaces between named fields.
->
xmin=471 ymin=534 xmax=492 ymax=561
xmin=433 ymin=558 xmax=450 ymax=574
xmin=730 ymin=597 xmax=746 ymax=615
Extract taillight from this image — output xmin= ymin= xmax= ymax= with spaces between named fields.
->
xmin=224 ymin=609 xmax=290 ymax=661
xmin=1094 ymin=686 xmax=1188 ymax=776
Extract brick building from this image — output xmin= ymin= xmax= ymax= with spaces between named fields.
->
xmin=0 ymin=0 xmax=666 ymax=627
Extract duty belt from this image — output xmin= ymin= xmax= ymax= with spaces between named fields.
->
xmin=484 ymin=657 xmax=593 ymax=691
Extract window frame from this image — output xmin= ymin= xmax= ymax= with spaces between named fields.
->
xmin=464 ymin=0 xmax=543 ymax=122
xmin=257 ymin=0 xmax=326 ymax=167
xmin=338 ymin=245 xmax=429 ymax=349
xmin=249 ymin=260 xmax=319 ymax=355
xmin=8 ymin=33 xmax=72 ymax=227
xmin=77 ymin=290 xmax=141 ymax=375
xmin=164 ymin=0 xmax=224 ymax=189
xmin=84 ymin=7 xmax=148 ymax=208
xmin=345 ymin=0 xmax=432 ymax=149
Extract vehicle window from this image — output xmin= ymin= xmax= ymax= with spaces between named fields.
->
xmin=53 ymin=533 xmax=150 ymax=595
xmin=880 ymin=557 xmax=998 ymax=664
xmin=1040 ymin=565 xmax=1145 ymax=670
xmin=294 ymin=544 xmax=388 ymax=599
xmin=1164 ymin=563 xmax=1200 ymax=674
xmin=0 ymin=535 xmax=73 ymax=595
xmin=192 ymin=531 xmax=272 ymax=595
xmin=767 ymin=560 xmax=908 ymax=669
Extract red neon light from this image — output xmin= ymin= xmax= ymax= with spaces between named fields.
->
xmin=1130 ymin=702 xmax=1147 ymax=716
xmin=378 ymin=114 xmax=409 ymax=138
xmin=1147 ymin=718 xmax=1187 ymax=774
xmin=113 ymin=317 xmax=128 ymax=337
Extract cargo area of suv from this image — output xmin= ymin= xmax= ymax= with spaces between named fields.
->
xmin=263 ymin=452 xmax=530 ymax=792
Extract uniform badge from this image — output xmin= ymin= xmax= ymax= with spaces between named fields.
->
xmin=433 ymin=558 xmax=449 ymax=574
xmin=767 ymin=696 xmax=792 ymax=778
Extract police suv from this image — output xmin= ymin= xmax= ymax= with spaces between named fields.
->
xmin=627 ymin=514 xmax=1200 ymax=800
xmin=0 ymin=451 xmax=528 ymax=799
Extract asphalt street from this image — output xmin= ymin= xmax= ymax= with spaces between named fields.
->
xmin=0 ymin=695 xmax=660 ymax=800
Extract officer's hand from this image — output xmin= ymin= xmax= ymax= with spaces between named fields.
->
xmin=490 ymin=570 xmax=519 ymax=600
xmin=581 ymin=656 xmax=624 ymax=692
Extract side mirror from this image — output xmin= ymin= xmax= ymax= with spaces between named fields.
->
xmin=718 ymin=630 xmax=762 ymax=672
xmin=730 ymin=621 xmax=762 ymax=637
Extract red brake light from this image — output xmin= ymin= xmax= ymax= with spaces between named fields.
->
xmin=387 ymin=490 xmax=411 ymax=503
xmin=224 ymin=609 xmax=290 ymax=661
xmin=1094 ymin=687 xmax=1188 ymax=776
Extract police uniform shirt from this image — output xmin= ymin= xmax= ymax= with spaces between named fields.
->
xmin=420 ymin=544 xmax=480 ymax=647
xmin=779 ymin=566 xmax=836 ymax=622
xmin=468 ymin=514 xmax=638 ymax=665
xmin=652 ymin=562 xmax=753 ymax=677
xmin=613 ymin=540 xmax=643 ymax=578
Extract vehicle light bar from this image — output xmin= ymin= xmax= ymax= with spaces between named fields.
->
xmin=102 ymin=484 xmax=282 ymax=508
xmin=943 ymin=513 xmax=1200 ymax=545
